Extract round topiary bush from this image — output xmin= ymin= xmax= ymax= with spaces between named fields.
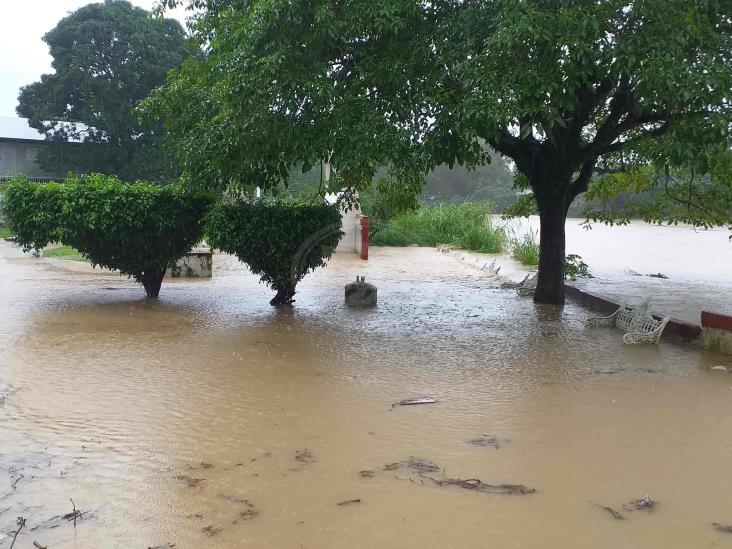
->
xmin=206 ymin=200 xmax=343 ymax=305
xmin=1 ymin=174 xmax=213 ymax=298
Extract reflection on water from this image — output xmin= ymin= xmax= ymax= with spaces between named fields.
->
xmin=1 ymin=243 xmax=731 ymax=548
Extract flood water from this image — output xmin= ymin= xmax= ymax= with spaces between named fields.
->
xmin=1 ymin=241 xmax=732 ymax=548
xmin=499 ymin=216 xmax=732 ymax=324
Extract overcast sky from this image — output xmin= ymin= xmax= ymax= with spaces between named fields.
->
xmin=0 ymin=1 xmax=190 ymax=117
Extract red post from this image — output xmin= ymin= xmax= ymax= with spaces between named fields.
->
xmin=360 ymin=216 xmax=369 ymax=260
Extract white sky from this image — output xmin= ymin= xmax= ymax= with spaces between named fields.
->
xmin=0 ymin=1 xmax=190 ymax=117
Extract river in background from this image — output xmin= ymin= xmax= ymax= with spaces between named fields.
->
xmin=497 ymin=216 xmax=732 ymax=324
xmin=1 ymin=238 xmax=732 ymax=548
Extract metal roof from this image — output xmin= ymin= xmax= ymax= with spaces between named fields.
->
xmin=0 ymin=116 xmax=46 ymax=141
xmin=0 ymin=116 xmax=89 ymax=142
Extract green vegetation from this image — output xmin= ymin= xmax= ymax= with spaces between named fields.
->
xmin=206 ymin=201 xmax=343 ymax=305
xmin=154 ymin=0 xmax=732 ymax=306
xmin=18 ymin=0 xmax=188 ymax=181
xmin=0 ymin=227 xmax=14 ymax=239
xmin=509 ymin=230 xmax=540 ymax=267
xmin=1 ymin=175 xmax=212 ymax=298
xmin=565 ymin=255 xmax=593 ymax=281
xmin=370 ymin=203 xmax=506 ymax=254
xmin=44 ymin=246 xmax=85 ymax=261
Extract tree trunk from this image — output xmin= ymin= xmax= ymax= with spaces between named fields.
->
xmin=534 ymin=200 xmax=568 ymax=305
xmin=270 ymin=286 xmax=296 ymax=306
xmin=141 ymin=269 xmax=166 ymax=299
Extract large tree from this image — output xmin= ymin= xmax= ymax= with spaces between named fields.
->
xmin=17 ymin=0 xmax=189 ymax=181
xmin=151 ymin=0 xmax=732 ymax=304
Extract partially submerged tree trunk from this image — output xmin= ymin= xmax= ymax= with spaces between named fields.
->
xmin=270 ymin=286 xmax=296 ymax=306
xmin=140 ymin=269 xmax=166 ymax=299
xmin=527 ymin=167 xmax=576 ymax=306
xmin=534 ymin=199 xmax=568 ymax=305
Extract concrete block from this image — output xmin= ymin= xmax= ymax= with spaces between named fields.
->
xmin=168 ymin=247 xmax=212 ymax=278
xmin=345 ymin=276 xmax=377 ymax=307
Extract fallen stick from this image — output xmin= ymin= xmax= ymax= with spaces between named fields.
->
xmin=9 ymin=516 xmax=26 ymax=549
xmin=590 ymin=502 xmax=625 ymax=520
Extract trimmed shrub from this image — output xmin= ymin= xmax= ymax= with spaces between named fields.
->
xmin=206 ymin=200 xmax=343 ymax=305
xmin=1 ymin=175 xmax=212 ymax=298
xmin=1 ymin=178 xmax=64 ymax=248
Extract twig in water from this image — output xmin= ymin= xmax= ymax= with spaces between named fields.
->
xmin=9 ymin=516 xmax=26 ymax=549
xmin=590 ymin=501 xmax=625 ymax=520
xmin=33 ymin=541 xmax=48 ymax=549
xmin=11 ymin=474 xmax=24 ymax=490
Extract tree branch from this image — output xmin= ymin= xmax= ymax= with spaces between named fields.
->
xmin=569 ymin=157 xmax=598 ymax=198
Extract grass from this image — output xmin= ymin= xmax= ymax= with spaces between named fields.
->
xmin=509 ymin=229 xmax=540 ymax=266
xmin=0 ymin=226 xmax=13 ymax=239
xmin=370 ymin=202 xmax=507 ymax=253
xmin=44 ymin=246 xmax=86 ymax=261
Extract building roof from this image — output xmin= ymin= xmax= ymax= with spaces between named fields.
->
xmin=0 ymin=116 xmax=46 ymax=141
xmin=0 ymin=116 xmax=89 ymax=143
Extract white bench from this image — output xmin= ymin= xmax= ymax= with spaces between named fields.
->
xmin=587 ymin=300 xmax=670 ymax=344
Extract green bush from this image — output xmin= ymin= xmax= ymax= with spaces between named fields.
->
xmin=1 ymin=175 xmax=212 ymax=298
xmin=206 ymin=200 xmax=343 ymax=305
xmin=509 ymin=229 xmax=540 ymax=266
xmin=370 ymin=202 xmax=506 ymax=253
xmin=360 ymin=178 xmax=420 ymax=234
xmin=565 ymin=254 xmax=592 ymax=280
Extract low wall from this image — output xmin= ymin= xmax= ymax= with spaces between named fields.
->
xmin=701 ymin=311 xmax=732 ymax=355
xmin=565 ymin=284 xmax=701 ymax=342
xmin=168 ymin=248 xmax=212 ymax=278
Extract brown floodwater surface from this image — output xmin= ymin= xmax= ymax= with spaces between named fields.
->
xmin=1 ymin=242 xmax=731 ymax=548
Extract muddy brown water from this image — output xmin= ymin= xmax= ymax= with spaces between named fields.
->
xmin=1 ymin=243 xmax=731 ymax=548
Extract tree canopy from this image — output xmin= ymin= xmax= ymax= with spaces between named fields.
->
xmin=152 ymin=0 xmax=732 ymax=303
xmin=17 ymin=0 xmax=189 ymax=181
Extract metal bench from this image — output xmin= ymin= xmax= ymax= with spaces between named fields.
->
xmin=586 ymin=299 xmax=670 ymax=344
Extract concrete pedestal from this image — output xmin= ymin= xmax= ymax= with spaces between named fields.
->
xmin=345 ymin=276 xmax=377 ymax=307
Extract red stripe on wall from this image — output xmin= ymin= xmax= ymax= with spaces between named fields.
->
xmin=701 ymin=311 xmax=732 ymax=332
xmin=360 ymin=216 xmax=369 ymax=261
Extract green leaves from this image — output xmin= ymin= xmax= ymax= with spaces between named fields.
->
xmin=17 ymin=1 xmax=189 ymax=181
xmin=206 ymin=200 xmax=343 ymax=304
xmin=1 ymin=175 xmax=213 ymax=296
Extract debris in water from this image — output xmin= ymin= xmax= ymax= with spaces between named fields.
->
xmin=219 ymin=494 xmax=254 ymax=507
xmin=383 ymin=457 xmax=440 ymax=474
xmin=202 ymin=525 xmax=222 ymax=537
xmin=711 ymin=365 xmax=729 ymax=372
xmin=467 ymin=436 xmax=505 ymax=449
xmin=9 ymin=516 xmax=25 ymax=549
xmin=148 ymin=544 xmax=176 ymax=549
xmin=427 ymin=477 xmax=535 ymax=495
xmin=359 ymin=470 xmax=375 ymax=478
xmin=380 ymin=457 xmax=535 ymax=495
xmin=631 ymin=495 xmax=656 ymax=510
xmin=33 ymin=542 xmax=48 ymax=549
xmin=391 ymin=396 xmax=437 ymax=409
xmin=590 ymin=502 xmax=625 ymax=520
xmin=295 ymin=449 xmax=314 ymax=464
xmin=187 ymin=461 xmax=214 ymax=470
xmin=174 ymin=475 xmax=204 ymax=488
xmin=337 ymin=499 xmax=362 ymax=506
xmin=713 ymin=522 xmax=732 ymax=533
xmin=237 ymin=509 xmax=259 ymax=520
